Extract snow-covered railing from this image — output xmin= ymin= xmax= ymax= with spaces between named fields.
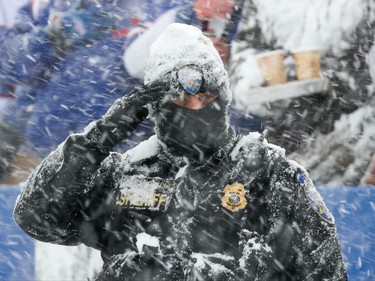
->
xmin=243 ymin=78 xmax=330 ymax=104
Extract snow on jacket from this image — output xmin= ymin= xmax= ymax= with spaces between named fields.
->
xmin=14 ymin=130 xmax=347 ymax=280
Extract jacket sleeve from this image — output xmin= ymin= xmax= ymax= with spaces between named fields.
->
xmin=13 ymin=80 xmax=157 ymax=248
xmin=266 ymin=156 xmax=348 ymax=280
xmin=13 ymin=131 xmax=118 ymax=248
xmin=237 ymin=143 xmax=347 ymax=280
xmin=290 ymin=164 xmax=348 ymax=280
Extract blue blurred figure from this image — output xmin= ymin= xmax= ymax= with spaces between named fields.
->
xmin=0 ymin=0 xmax=139 ymax=180
xmin=0 ymin=0 xmax=261 ymax=182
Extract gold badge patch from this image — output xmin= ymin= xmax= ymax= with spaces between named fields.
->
xmin=221 ymin=183 xmax=247 ymax=212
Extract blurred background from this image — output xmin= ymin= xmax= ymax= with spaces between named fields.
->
xmin=0 ymin=0 xmax=374 ymax=280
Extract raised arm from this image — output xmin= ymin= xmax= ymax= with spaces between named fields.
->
xmin=13 ymin=82 xmax=168 ymax=246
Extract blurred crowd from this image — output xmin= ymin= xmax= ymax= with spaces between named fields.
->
xmin=0 ymin=0 xmax=261 ymax=184
xmin=1 ymin=0 xmax=375 ymax=187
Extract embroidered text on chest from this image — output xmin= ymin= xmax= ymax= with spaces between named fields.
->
xmin=116 ymin=176 xmax=174 ymax=211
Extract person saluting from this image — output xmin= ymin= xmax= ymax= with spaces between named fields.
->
xmin=14 ymin=23 xmax=347 ymax=281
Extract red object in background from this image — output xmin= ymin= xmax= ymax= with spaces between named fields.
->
xmin=112 ymin=27 xmax=129 ymax=37
xmin=194 ymin=0 xmax=234 ymax=20
xmin=0 ymin=83 xmax=15 ymax=98
xmin=112 ymin=16 xmax=140 ymax=38
xmin=130 ymin=16 xmax=140 ymax=27
xmin=209 ymin=37 xmax=230 ymax=65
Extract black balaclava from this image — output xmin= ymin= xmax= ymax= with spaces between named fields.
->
xmin=154 ymin=96 xmax=233 ymax=163
xmin=144 ymin=23 xmax=235 ymax=164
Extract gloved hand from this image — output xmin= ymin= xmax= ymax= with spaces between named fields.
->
xmin=64 ymin=81 xmax=169 ymax=156
xmin=87 ymin=81 xmax=169 ymax=149
xmin=59 ymin=81 xmax=169 ymax=181
xmin=46 ymin=7 xmax=115 ymax=51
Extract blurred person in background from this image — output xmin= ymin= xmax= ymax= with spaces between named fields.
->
xmin=0 ymin=0 xmax=29 ymax=183
xmin=0 ymin=0 xmax=261 ymax=184
xmin=0 ymin=0 xmax=137 ymax=183
xmin=0 ymin=0 xmax=28 ymax=125
xmin=0 ymin=0 xmax=28 ymax=115
xmin=230 ymin=0 xmax=375 ymax=186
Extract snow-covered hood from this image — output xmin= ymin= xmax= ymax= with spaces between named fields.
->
xmin=144 ymin=23 xmax=232 ymax=102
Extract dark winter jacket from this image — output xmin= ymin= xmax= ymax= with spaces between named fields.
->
xmin=14 ymin=130 xmax=347 ymax=280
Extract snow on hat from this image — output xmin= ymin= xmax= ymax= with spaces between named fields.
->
xmin=144 ymin=23 xmax=232 ymax=102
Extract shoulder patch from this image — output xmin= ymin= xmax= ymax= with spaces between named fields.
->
xmin=296 ymin=171 xmax=307 ymax=187
xmin=296 ymin=171 xmax=335 ymax=225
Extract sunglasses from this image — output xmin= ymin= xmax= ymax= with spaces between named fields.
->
xmin=166 ymin=65 xmax=219 ymax=109
xmin=167 ymin=65 xmax=220 ymax=95
xmin=176 ymin=65 xmax=204 ymax=95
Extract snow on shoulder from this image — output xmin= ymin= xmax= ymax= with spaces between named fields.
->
xmin=230 ymin=132 xmax=285 ymax=161
xmin=144 ymin=23 xmax=231 ymax=101
xmin=123 ymin=135 xmax=160 ymax=164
